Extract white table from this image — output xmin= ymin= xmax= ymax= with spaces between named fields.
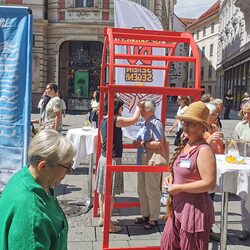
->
xmin=66 ymin=128 xmax=98 ymax=213
xmin=216 ymin=155 xmax=250 ymax=250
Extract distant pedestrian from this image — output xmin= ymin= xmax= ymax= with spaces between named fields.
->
xmin=210 ymin=99 xmax=224 ymax=129
xmin=37 ymin=91 xmax=50 ymax=126
xmin=168 ymin=96 xmax=190 ymax=146
xmin=44 ymin=83 xmax=62 ymax=132
xmin=201 ymin=93 xmax=212 ymax=103
xmin=240 ymin=92 xmax=250 ymax=108
xmin=224 ymin=89 xmax=233 ymax=119
xmin=89 ymin=90 xmax=99 ymax=128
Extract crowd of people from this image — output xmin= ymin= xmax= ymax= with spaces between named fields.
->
xmin=1 ymin=88 xmax=250 ymax=249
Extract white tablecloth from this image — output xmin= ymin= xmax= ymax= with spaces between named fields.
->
xmin=66 ymin=128 xmax=98 ymax=169
xmin=216 ymin=154 xmax=250 ymax=211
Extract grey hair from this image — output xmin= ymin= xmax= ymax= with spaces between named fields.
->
xmin=144 ymin=99 xmax=156 ymax=112
xmin=28 ymin=129 xmax=76 ymax=167
xmin=205 ymin=103 xmax=217 ymax=114
xmin=210 ymin=98 xmax=223 ymax=105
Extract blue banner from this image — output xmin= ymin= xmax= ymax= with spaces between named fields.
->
xmin=0 ymin=6 xmax=32 ymax=190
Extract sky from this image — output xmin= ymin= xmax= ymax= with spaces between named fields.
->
xmin=174 ymin=0 xmax=218 ymax=19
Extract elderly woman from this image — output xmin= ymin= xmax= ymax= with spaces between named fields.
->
xmin=204 ymin=103 xmax=224 ymax=155
xmin=133 ymin=100 xmax=168 ymax=229
xmin=0 ymin=129 xmax=76 ymax=249
xmin=234 ymin=101 xmax=250 ymax=241
xmin=161 ymin=101 xmax=216 ymax=250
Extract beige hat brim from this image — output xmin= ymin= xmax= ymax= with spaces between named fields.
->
xmin=176 ymin=115 xmax=211 ymax=131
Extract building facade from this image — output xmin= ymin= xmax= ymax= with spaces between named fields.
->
xmin=169 ymin=15 xmax=189 ymax=88
xmin=186 ymin=1 xmax=220 ymax=97
xmin=0 ymin=0 xmax=174 ymax=111
xmin=217 ymin=0 xmax=250 ymax=109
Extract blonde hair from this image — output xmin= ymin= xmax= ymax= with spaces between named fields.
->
xmin=166 ymin=137 xmax=188 ymax=216
xmin=205 ymin=103 xmax=217 ymax=114
xmin=239 ymin=101 xmax=250 ymax=118
xmin=28 ymin=129 xmax=76 ymax=167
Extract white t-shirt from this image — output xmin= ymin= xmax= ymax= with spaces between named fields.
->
xmin=177 ymin=106 xmax=188 ymax=130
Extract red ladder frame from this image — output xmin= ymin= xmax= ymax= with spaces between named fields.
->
xmin=93 ymin=27 xmax=202 ymax=250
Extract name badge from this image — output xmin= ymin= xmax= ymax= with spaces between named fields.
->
xmin=180 ymin=160 xmax=191 ymax=168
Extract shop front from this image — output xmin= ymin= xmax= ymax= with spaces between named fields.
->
xmin=59 ymin=41 xmax=103 ymax=111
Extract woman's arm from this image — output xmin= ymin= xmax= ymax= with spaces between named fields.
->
xmin=116 ymin=103 xmax=142 ymax=128
xmin=167 ymin=146 xmax=216 ymax=195
xmin=54 ymin=111 xmax=62 ymax=131
xmin=168 ymin=120 xmax=178 ymax=133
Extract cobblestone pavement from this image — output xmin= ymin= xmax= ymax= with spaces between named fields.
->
xmin=31 ymin=103 xmax=250 ymax=250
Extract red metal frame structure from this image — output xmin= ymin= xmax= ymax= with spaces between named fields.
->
xmin=94 ymin=27 xmax=202 ymax=250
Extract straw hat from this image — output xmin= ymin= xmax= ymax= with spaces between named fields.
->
xmin=176 ymin=101 xmax=211 ymax=130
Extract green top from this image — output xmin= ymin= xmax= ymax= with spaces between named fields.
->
xmin=0 ymin=165 xmax=68 ymax=250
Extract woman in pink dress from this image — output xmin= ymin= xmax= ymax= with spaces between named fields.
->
xmin=160 ymin=101 xmax=216 ymax=250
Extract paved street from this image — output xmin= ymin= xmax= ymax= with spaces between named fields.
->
xmin=32 ymin=103 xmax=250 ymax=250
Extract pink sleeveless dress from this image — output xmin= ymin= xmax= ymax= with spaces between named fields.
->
xmin=161 ymin=144 xmax=215 ymax=250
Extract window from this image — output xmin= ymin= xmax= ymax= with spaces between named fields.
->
xmin=201 ymin=46 xmax=205 ymax=57
xmin=201 ymin=66 xmax=204 ymax=80
xmin=209 ymin=44 xmax=214 ymax=56
xmin=75 ymin=0 xmax=94 ymax=7
xmin=211 ymin=23 xmax=215 ymax=33
xmin=197 ymin=30 xmax=199 ymax=40
xmin=208 ymin=65 xmax=212 ymax=78
xmin=189 ymin=68 xmax=193 ymax=79
xmin=203 ymin=27 xmax=206 ymax=37
xmin=134 ymin=0 xmax=150 ymax=9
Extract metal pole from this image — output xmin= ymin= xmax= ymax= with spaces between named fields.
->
xmin=220 ymin=191 xmax=229 ymax=250
xmin=88 ymin=153 xmax=94 ymax=198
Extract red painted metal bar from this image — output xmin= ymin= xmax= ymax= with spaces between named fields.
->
xmin=93 ymin=31 xmax=109 ymax=217
xmin=111 ymin=27 xmax=187 ymax=36
xmin=114 ymin=54 xmax=196 ymax=62
xmin=104 ymin=247 xmax=160 ymax=250
xmin=113 ymin=201 xmax=140 ymax=208
xmin=109 ymin=165 xmax=169 ymax=172
xmin=100 ymin=85 xmax=203 ymax=96
xmin=114 ymin=40 xmax=176 ymax=49
xmin=111 ymin=32 xmax=191 ymax=43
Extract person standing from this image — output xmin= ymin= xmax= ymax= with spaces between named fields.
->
xmin=44 ymin=83 xmax=62 ymax=132
xmin=224 ymin=89 xmax=233 ymax=119
xmin=133 ymin=100 xmax=169 ymax=229
xmin=0 ymin=130 xmax=76 ymax=250
xmin=37 ymin=91 xmax=51 ymax=126
xmin=234 ymin=101 xmax=250 ymax=241
xmin=160 ymin=101 xmax=216 ymax=250
xmin=168 ymin=96 xmax=190 ymax=146
xmin=89 ymin=90 xmax=99 ymax=128
xmin=95 ymin=98 xmax=142 ymax=233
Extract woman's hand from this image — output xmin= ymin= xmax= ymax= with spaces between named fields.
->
xmin=133 ymin=140 xmax=144 ymax=148
xmin=207 ymin=132 xmax=222 ymax=143
xmin=166 ymin=184 xmax=181 ymax=195
xmin=164 ymin=174 xmax=173 ymax=186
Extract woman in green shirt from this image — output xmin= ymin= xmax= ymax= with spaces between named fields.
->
xmin=0 ymin=129 xmax=76 ymax=250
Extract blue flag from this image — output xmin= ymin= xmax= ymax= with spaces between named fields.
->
xmin=0 ymin=6 xmax=32 ymax=190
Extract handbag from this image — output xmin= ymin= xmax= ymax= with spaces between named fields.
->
xmin=142 ymin=119 xmax=169 ymax=166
